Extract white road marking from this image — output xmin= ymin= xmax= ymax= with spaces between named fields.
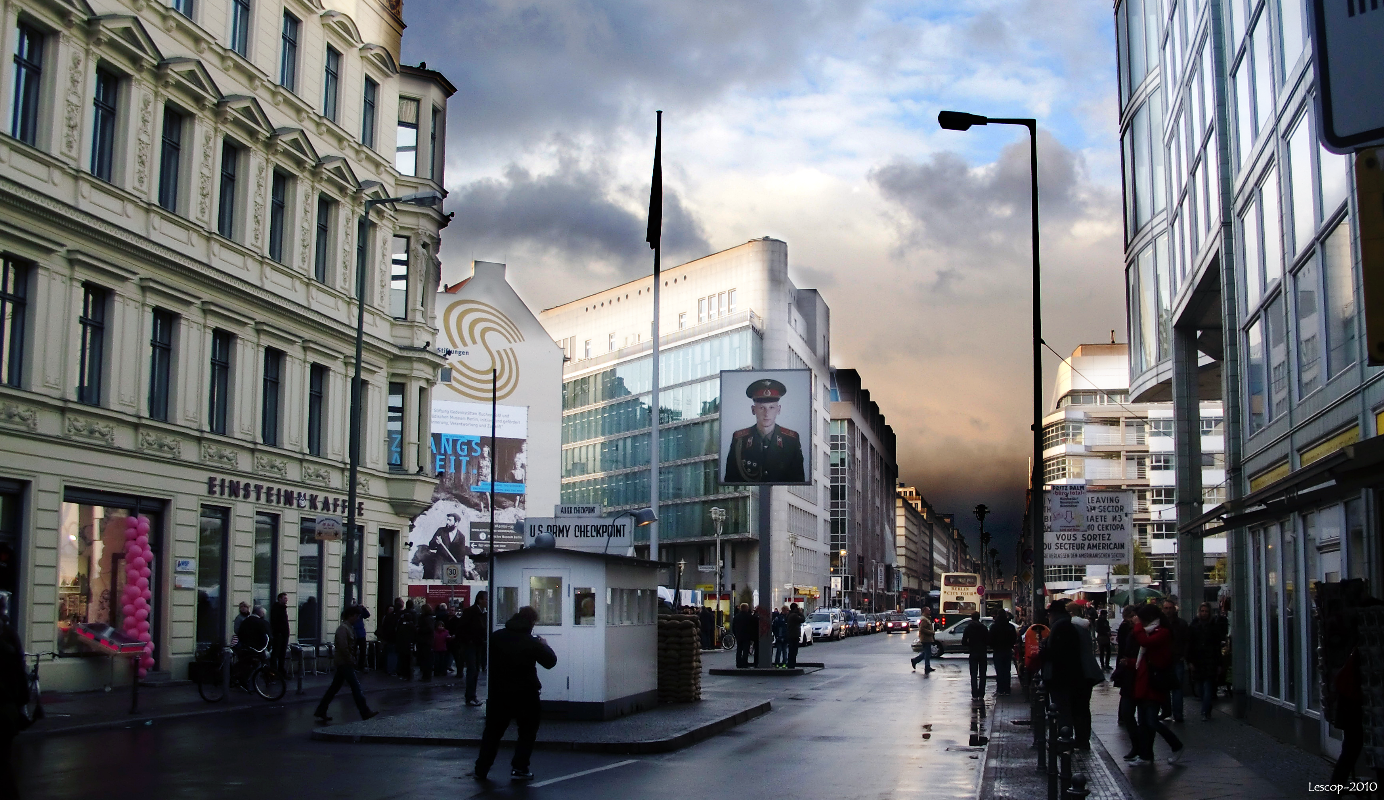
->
xmin=529 ymin=759 xmax=639 ymax=788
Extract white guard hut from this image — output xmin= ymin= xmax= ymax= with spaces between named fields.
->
xmin=490 ymin=547 xmax=663 ymax=719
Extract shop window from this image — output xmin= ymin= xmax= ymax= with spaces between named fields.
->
xmin=58 ymin=493 xmax=163 ymax=655
xmin=253 ymin=512 xmax=277 ymax=611
xmin=529 ymin=576 xmax=562 ymax=625
xmin=196 ymin=505 xmax=227 ymax=645
xmin=339 ymin=524 xmax=362 ymax=612
xmin=298 ymin=518 xmax=323 ymax=642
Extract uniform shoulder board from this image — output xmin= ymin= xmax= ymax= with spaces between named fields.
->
xmin=733 ymin=428 xmax=754 ymax=439
xmin=777 ymin=427 xmax=799 ymax=439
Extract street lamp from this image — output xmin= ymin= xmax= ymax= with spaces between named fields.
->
xmin=710 ymin=506 xmax=727 ymax=625
xmin=838 ymin=548 xmax=848 ymax=609
xmin=974 ymin=504 xmax=990 ymax=585
xmin=608 ymin=507 xmax=658 ymax=555
xmin=344 ymin=189 xmax=443 ymax=611
xmin=940 ymin=110 xmax=1044 ymax=620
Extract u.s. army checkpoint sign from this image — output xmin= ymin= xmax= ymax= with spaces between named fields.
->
xmin=522 ymin=517 xmax=632 ymax=552
xmin=1043 ymin=488 xmax=1132 ymax=564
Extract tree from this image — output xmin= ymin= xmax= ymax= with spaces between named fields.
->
xmin=1113 ymin=541 xmax=1151 ymax=576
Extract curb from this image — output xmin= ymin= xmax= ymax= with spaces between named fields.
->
xmin=309 ymin=700 xmax=773 ymax=754
xmin=709 ymin=668 xmax=804 ymax=677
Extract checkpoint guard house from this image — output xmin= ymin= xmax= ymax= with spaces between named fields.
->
xmin=490 ymin=509 xmax=662 ymax=720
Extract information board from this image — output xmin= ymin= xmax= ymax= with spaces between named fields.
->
xmin=1043 ymin=487 xmax=1133 ymax=565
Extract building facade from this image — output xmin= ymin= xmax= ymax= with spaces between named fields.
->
xmin=0 ymin=0 xmax=452 ymax=690
xmin=1041 ymin=342 xmax=1225 ymax=595
xmin=539 ymin=237 xmax=833 ymax=611
xmin=1114 ymin=0 xmax=1378 ymax=755
xmin=828 ymin=368 xmax=898 ymax=610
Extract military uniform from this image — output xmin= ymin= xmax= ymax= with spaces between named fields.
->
xmin=723 ymin=378 xmax=806 ymax=483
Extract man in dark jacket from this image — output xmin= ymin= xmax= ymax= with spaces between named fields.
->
xmin=235 ymin=607 xmax=271 ymax=681
xmin=731 ymin=604 xmax=756 ymax=668
xmin=377 ymin=599 xmax=400 ymax=675
xmin=0 ymin=595 xmax=30 ymax=799
xmin=785 ymin=604 xmax=806 ymax=669
xmin=459 ymin=592 xmax=487 ymax=705
xmin=1187 ymin=602 xmax=1225 ymax=720
xmin=1160 ymin=599 xmax=1189 ymax=722
xmin=989 ymin=611 xmax=1018 ymax=695
xmin=395 ymin=601 xmax=417 ymax=680
xmin=961 ymin=612 xmax=989 ymax=699
xmin=699 ymin=606 xmax=715 ymax=651
xmin=270 ymin=593 xmax=291 ymax=673
xmin=473 ymin=607 xmax=557 ymax=782
xmin=416 ymin=605 xmax=435 ymax=681
xmin=1043 ymin=600 xmax=1096 ymax=747
xmin=1094 ymin=610 xmax=1112 ymax=670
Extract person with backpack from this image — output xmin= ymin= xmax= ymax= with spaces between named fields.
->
xmin=395 ymin=601 xmax=418 ymax=680
xmin=1129 ymin=604 xmax=1185 ymax=765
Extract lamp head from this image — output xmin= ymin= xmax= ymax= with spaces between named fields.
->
xmin=398 ymin=190 xmax=444 ymax=207
xmin=938 ymin=111 xmax=988 ymax=131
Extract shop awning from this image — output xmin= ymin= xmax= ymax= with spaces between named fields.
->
xmin=1179 ymin=436 xmax=1384 ymax=536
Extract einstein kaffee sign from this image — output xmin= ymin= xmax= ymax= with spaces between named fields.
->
xmin=1042 ymin=486 xmax=1132 ymax=564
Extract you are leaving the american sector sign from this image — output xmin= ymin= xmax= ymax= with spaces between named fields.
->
xmin=1043 ymin=487 xmax=1132 ymax=565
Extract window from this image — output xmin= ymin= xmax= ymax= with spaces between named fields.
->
xmin=678 ymin=312 xmax=686 ymax=330
xmin=608 ymin=333 xmax=615 ymax=352
xmin=307 ymin=363 xmax=326 ymax=456
xmin=354 ymin=218 xmax=369 ymax=299
xmin=1201 ymin=452 xmax=1227 ymax=470
xmin=698 ymin=297 xmax=706 ymax=324
xmin=583 ymin=339 xmax=591 ymax=359
xmin=90 ymin=69 xmax=118 ymax=182
xmin=0 ymin=258 xmax=27 ymax=387
xmin=261 ymin=348 xmax=282 ymax=446
xmin=1240 ymin=200 xmax=1263 ymax=310
xmin=529 ymin=576 xmax=562 ymax=626
xmin=1323 ymin=220 xmax=1357 ymax=377
xmin=279 ymin=12 xmax=298 ymax=92
xmin=1246 ymin=319 xmax=1266 ymax=431
xmin=1267 ymin=295 xmax=1289 ymax=416
xmin=217 ymin=140 xmax=238 ymax=239
xmin=268 ymin=171 xmax=288 ymax=263
xmin=148 ymin=309 xmax=174 ymax=421
xmin=314 ymin=196 xmax=332 ymax=282
xmin=230 ymin=0 xmax=250 ymax=58
xmin=387 ymin=382 xmax=405 ymax=469
xmin=208 ymin=330 xmax=232 ymax=435
xmin=196 ymin=505 xmax=228 ymax=645
xmin=253 ymin=512 xmax=277 ymax=610
xmin=322 ymin=47 xmax=340 ymax=122
xmin=157 ymin=106 xmax=183 ymax=212
xmin=59 ymin=499 xmax=162 ymax=654
xmin=430 ymin=106 xmax=440 ymax=180
xmin=718 ymin=291 xmax=727 ymax=317
xmin=1296 ymin=258 xmax=1322 ymax=397
xmin=1200 ymin=417 xmax=1225 ymax=436
xmin=395 ymin=97 xmax=419 ymax=175
xmin=1287 ymin=116 xmax=1315 ymax=255
xmin=1122 ymin=94 xmax=1165 ymax=239
xmin=728 ymin=289 xmax=737 ymax=313
xmin=77 ymin=286 xmax=106 ymax=405
xmin=1147 ymin=418 xmax=1174 ymax=437
xmin=1262 ymin=168 xmax=1284 ymax=286
xmin=389 ymin=236 xmax=408 ymax=318
xmin=1319 ymin=144 xmax=1349 ymax=221
xmin=1151 ymin=488 xmax=1176 ymax=506
xmin=297 ymin=519 xmax=322 ymax=642
xmin=362 ymin=77 xmax=378 ymax=148
xmin=1251 ymin=19 xmax=1273 ymax=138
xmin=1277 ymin=0 xmax=1306 ymax=77
xmin=172 ymin=0 xmax=193 ymax=18
xmin=1149 ymin=454 xmax=1174 ymax=471
xmin=1041 ymin=421 xmax=1082 ymax=449
xmin=11 ymin=22 xmax=43 ymax=146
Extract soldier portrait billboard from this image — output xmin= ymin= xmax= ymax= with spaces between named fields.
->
xmin=718 ymin=369 xmax=812 ymax=486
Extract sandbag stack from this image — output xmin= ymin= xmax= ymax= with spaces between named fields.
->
xmin=657 ymin=614 xmax=702 ymax=703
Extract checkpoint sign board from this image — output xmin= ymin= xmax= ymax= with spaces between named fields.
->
xmin=1043 ymin=487 xmax=1132 ymax=565
xmin=1311 ymin=0 xmax=1384 ymax=152
xmin=522 ymin=516 xmax=632 ymax=553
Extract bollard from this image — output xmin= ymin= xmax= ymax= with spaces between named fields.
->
xmin=1033 ymin=680 xmax=1047 ymax=770
xmin=293 ymin=645 xmax=304 ymax=695
xmin=1056 ymin=725 xmax=1075 ymax=798
xmin=1046 ymin=702 xmax=1060 ymax=800
xmin=1064 ymin=775 xmax=1089 ymax=800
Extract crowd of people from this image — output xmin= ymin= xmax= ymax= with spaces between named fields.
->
xmin=373 ymin=593 xmax=490 ymax=706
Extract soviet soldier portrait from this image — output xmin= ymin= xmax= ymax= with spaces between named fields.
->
xmin=723 ymin=378 xmax=806 ymax=484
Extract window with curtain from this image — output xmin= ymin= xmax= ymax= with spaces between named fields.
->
xmin=396 ymin=97 xmax=419 ymax=175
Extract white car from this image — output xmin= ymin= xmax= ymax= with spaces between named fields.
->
xmin=807 ymin=610 xmax=844 ymax=641
xmin=920 ymin=616 xmax=993 ymax=657
xmin=904 ymin=607 xmax=923 ymax=629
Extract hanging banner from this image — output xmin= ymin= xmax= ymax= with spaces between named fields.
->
xmin=1043 ymin=488 xmax=1132 ymax=564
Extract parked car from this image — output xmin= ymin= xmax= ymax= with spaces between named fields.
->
xmin=807 ymin=610 xmax=844 ymax=641
xmin=799 ymin=621 xmax=813 ymax=646
xmin=904 ymin=608 xmax=923 ymax=629
xmin=914 ymin=616 xmax=994 ymax=658
xmin=883 ymin=613 xmax=911 ymax=633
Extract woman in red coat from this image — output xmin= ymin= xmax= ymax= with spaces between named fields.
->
xmin=1130 ymin=604 xmax=1185 ymax=765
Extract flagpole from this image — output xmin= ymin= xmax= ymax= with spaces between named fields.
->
xmin=648 ymin=110 xmax=662 ymax=567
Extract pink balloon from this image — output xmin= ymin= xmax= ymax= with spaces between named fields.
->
xmin=138 ymin=567 xmax=151 ymax=579
xmin=140 ymin=588 xmax=152 ymax=601
xmin=137 ymin=620 xmax=150 ymax=633
xmin=122 ymin=603 xmax=136 ymax=616
xmin=126 ymin=568 xmax=139 ymax=581
xmin=130 ymin=557 xmax=146 ymax=569
xmin=137 ymin=668 xmax=148 ymax=678
xmin=134 ymin=597 xmax=148 ymax=610
xmin=137 ymin=632 xmax=151 ymax=643
xmin=136 ymin=533 xmax=148 ymax=546
xmin=137 ymin=519 xmax=150 ymax=534
xmin=135 ymin=608 xmax=149 ymax=620
xmin=136 ymin=577 xmax=149 ymax=589
xmin=141 ymin=656 xmax=155 ymax=669
xmin=126 ymin=516 xmax=139 ymax=528
xmin=124 ymin=530 xmax=137 ymax=542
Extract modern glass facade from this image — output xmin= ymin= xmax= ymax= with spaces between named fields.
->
xmin=559 ymin=326 xmax=761 ymax=543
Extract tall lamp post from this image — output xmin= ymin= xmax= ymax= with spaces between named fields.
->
xmin=973 ymin=504 xmax=990 ymax=586
xmin=345 ymin=190 xmax=443 ymax=611
xmin=710 ymin=506 xmax=727 ymax=625
xmin=939 ymin=111 xmax=1043 ymax=620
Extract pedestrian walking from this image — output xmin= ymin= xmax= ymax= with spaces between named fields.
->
xmin=989 ymin=610 xmax=1017 ymax=695
xmin=1129 ymin=604 xmax=1184 ymax=765
xmin=962 ymin=612 xmax=989 ymax=698
xmin=911 ymin=607 xmax=935 ymax=673
xmin=473 ymin=607 xmax=557 ymax=783
xmin=416 ymin=603 xmax=435 ymax=681
xmin=378 ymin=599 xmax=401 ymax=676
xmin=732 ymin=603 xmax=755 ymax=669
xmin=1160 ymin=599 xmax=1188 ymax=722
xmin=460 ymin=592 xmax=487 ymax=705
xmin=1112 ymin=605 xmax=1139 ymax=749
xmin=270 ymin=592 xmax=290 ymax=674
xmin=351 ymin=604 xmax=371 ymax=670
xmin=1094 ymin=609 xmax=1112 ymax=670
xmin=1044 ymin=600 xmax=1097 ymax=748
xmin=785 ymin=603 xmax=805 ymax=668
xmin=313 ymin=607 xmax=378 ymax=723
xmin=1187 ymin=603 xmax=1224 ymax=721
xmin=771 ymin=608 xmax=787 ymax=667
xmin=395 ymin=601 xmax=418 ymax=680
xmin=433 ymin=616 xmax=453 ymax=676
xmin=699 ymin=605 xmax=714 ymax=651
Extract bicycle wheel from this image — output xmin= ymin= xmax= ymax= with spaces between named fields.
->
xmin=720 ymin=633 xmax=735 ymax=651
xmin=252 ymin=666 xmax=287 ymax=701
xmin=23 ymin=677 xmax=44 ymax=724
xmin=197 ymin=671 xmax=227 ymax=703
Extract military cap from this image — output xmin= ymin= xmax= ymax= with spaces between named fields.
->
xmin=746 ymin=378 xmax=787 ymax=402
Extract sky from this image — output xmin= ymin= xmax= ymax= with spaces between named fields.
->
xmin=402 ymin=0 xmax=1128 ymax=576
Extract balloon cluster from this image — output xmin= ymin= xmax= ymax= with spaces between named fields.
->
xmin=119 ymin=514 xmax=156 ymax=678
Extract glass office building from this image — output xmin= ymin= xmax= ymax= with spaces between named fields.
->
xmin=1115 ymin=0 xmax=1381 ymax=756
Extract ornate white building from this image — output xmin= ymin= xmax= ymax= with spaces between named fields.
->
xmin=0 ymin=0 xmax=453 ymax=690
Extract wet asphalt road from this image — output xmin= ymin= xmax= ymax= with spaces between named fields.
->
xmin=20 ymin=632 xmax=990 ymax=800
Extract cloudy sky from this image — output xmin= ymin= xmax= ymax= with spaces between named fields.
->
xmin=403 ymin=0 xmax=1127 ymax=573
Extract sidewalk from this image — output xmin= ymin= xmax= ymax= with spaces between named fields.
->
xmin=20 ymin=666 xmax=469 ymax=736
xmin=1089 ymin=682 xmax=1334 ymax=800
xmin=981 ymin=690 xmax=1132 ymax=800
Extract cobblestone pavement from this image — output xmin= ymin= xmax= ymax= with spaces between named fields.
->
xmin=981 ymin=687 xmax=1132 ymax=800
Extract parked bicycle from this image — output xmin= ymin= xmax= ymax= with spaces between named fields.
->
xmin=23 ymin=650 xmax=58 ymax=727
xmin=193 ymin=643 xmax=286 ymax=703
xmin=717 ymin=626 xmax=735 ymax=651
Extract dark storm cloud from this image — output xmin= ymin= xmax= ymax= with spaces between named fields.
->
xmin=445 ymin=153 xmax=710 ymax=278
xmin=402 ymin=0 xmax=866 ymax=149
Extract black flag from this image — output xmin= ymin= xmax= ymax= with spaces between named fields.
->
xmin=646 ymin=111 xmax=662 ymax=249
